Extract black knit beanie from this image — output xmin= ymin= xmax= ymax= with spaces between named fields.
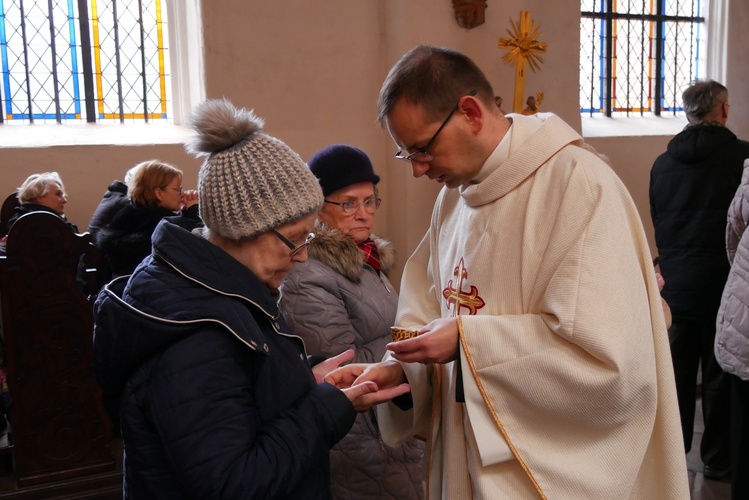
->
xmin=307 ymin=144 xmax=380 ymax=198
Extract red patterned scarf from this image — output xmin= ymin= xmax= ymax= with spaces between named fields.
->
xmin=357 ymin=239 xmax=381 ymax=272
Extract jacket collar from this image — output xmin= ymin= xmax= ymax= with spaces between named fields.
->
xmin=667 ymin=124 xmax=737 ymax=163
xmin=151 ymin=218 xmax=280 ymax=316
xmin=14 ymin=203 xmax=61 ymax=218
xmin=684 ymin=120 xmax=726 ymax=129
xmin=308 ymin=221 xmax=396 ymax=282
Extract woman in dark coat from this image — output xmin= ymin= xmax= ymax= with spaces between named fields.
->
xmin=88 ymin=163 xmax=142 ymax=241
xmin=96 ymin=160 xmax=201 ymax=277
xmin=93 ymin=99 xmax=409 ymax=499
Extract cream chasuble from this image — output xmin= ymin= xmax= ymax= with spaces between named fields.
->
xmin=377 ymin=113 xmax=689 ymax=499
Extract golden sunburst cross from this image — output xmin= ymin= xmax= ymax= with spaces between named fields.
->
xmin=498 ymin=11 xmax=547 ymax=113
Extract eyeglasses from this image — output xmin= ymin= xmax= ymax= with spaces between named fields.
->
xmin=163 ymin=186 xmax=183 ymax=193
xmin=394 ymin=89 xmax=477 ymax=163
xmin=271 ymin=229 xmax=315 ymax=257
xmin=325 ymin=197 xmax=381 ymax=215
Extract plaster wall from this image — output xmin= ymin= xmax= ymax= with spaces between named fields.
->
xmin=1 ymin=0 xmax=748 ymax=289
xmin=725 ymin=0 xmax=749 ymax=141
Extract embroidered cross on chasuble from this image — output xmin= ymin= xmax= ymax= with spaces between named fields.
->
xmin=441 ymin=258 xmax=485 ymax=402
xmin=442 ymin=258 xmax=486 ymax=315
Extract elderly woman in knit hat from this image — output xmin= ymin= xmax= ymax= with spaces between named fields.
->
xmin=93 ymin=101 xmax=409 ymax=500
xmin=280 ymin=144 xmax=425 ymax=500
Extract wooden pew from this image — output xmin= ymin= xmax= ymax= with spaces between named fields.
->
xmin=0 ymin=194 xmax=20 ymax=239
xmin=0 ymin=211 xmax=120 ymax=498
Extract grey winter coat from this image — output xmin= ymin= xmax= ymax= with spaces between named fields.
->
xmin=280 ymin=223 xmax=425 ymax=500
xmin=715 ymin=159 xmax=749 ymax=381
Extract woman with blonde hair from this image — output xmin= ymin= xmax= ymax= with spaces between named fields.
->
xmin=96 ymin=160 xmax=201 ymax=277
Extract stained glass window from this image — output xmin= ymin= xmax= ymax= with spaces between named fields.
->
xmin=580 ymin=0 xmax=705 ymax=117
xmin=0 ymin=0 xmax=170 ymax=124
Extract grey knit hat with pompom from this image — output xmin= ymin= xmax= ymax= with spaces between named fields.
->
xmin=185 ymin=99 xmax=323 ymax=241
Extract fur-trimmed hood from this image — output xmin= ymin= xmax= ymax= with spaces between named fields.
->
xmin=308 ymin=221 xmax=395 ymax=282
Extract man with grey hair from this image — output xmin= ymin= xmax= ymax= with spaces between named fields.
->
xmin=650 ymin=79 xmax=749 ymax=481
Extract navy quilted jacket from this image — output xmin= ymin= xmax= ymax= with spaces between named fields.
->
xmin=94 ymin=218 xmax=356 ymax=499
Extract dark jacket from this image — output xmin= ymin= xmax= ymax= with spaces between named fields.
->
xmin=281 ymin=223 xmax=425 ymax=499
xmin=95 ymin=202 xmax=201 ymax=277
xmin=88 ymin=180 xmax=129 ymax=241
xmin=7 ymin=203 xmax=79 ymax=233
xmin=650 ymin=123 xmax=749 ymax=318
xmin=93 ymin=218 xmax=356 ymax=499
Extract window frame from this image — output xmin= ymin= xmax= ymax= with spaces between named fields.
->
xmin=0 ymin=0 xmax=202 ymax=126
xmin=580 ymin=0 xmax=705 ymax=118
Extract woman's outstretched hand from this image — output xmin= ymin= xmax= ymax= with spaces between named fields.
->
xmin=312 ymin=349 xmax=355 ymax=384
xmin=325 ymin=360 xmax=410 ymax=412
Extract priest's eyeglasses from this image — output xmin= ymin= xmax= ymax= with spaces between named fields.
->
xmin=394 ymin=89 xmax=477 ymax=163
xmin=325 ymin=197 xmax=381 ymax=215
xmin=271 ymin=230 xmax=315 ymax=257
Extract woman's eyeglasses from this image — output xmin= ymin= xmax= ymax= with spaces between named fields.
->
xmin=271 ymin=230 xmax=315 ymax=257
xmin=324 ymin=197 xmax=381 ymax=215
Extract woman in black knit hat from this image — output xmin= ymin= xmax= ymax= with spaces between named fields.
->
xmin=281 ymin=144 xmax=426 ymax=500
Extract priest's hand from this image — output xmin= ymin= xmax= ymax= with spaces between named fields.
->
xmin=312 ymin=349 xmax=355 ymax=384
xmin=386 ymin=317 xmax=458 ymax=364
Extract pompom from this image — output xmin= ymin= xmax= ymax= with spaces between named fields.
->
xmin=185 ymin=98 xmax=265 ymax=156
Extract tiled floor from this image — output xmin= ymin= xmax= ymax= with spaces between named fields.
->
xmin=687 ymin=398 xmax=732 ymax=499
